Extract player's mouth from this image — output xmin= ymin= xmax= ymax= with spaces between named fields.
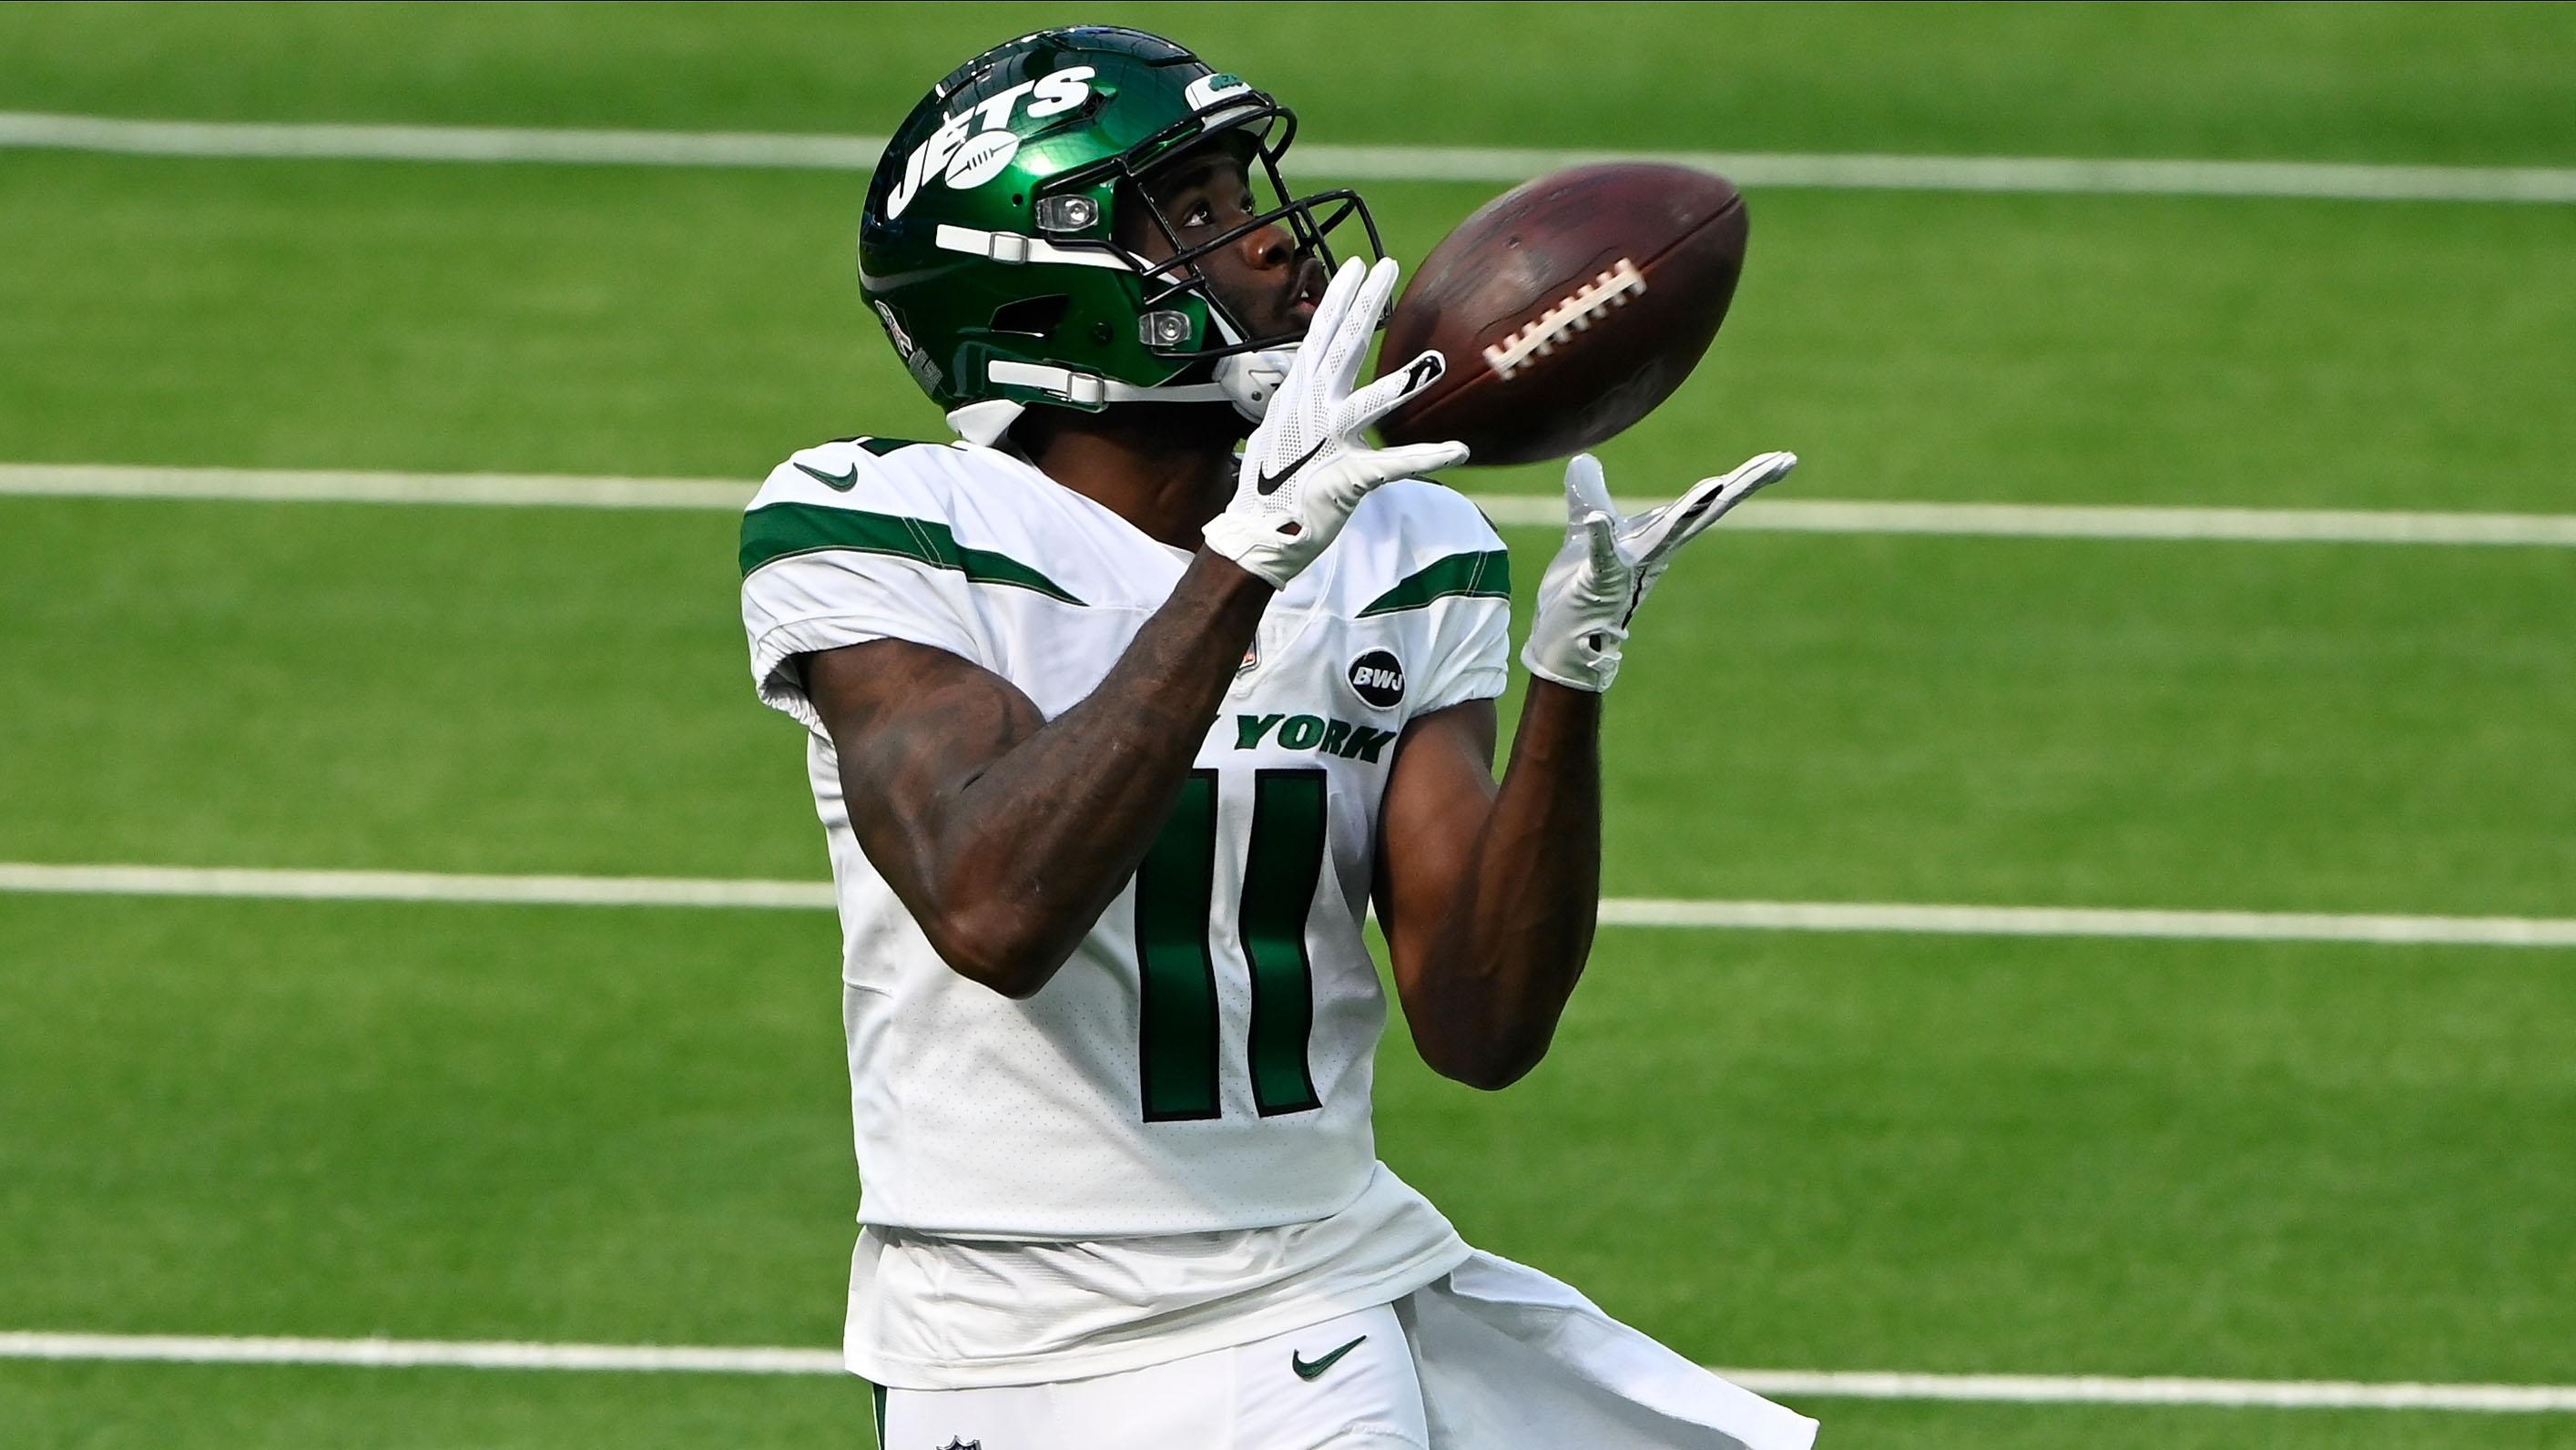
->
xmin=1284 ymin=258 xmax=1326 ymax=328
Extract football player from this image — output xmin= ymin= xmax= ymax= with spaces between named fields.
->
xmin=740 ymin=26 xmax=1813 ymax=1450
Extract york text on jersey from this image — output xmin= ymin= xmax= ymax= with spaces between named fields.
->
xmin=1234 ymin=712 xmax=1398 ymax=762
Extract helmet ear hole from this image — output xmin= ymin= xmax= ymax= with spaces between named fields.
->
xmin=987 ymin=295 xmax=1070 ymax=337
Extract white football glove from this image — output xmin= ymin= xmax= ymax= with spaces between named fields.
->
xmin=1203 ymin=257 xmax=1467 ymax=588
xmin=1522 ymin=449 xmax=1798 ymax=692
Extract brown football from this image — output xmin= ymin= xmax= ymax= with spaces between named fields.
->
xmin=1372 ymin=162 xmax=1749 ymax=466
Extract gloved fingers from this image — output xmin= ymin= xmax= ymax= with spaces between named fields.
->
xmin=1630 ymin=451 xmax=1798 ymax=564
xmin=1580 ymin=508 xmax=1622 ymax=580
xmin=1338 ymin=348 xmax=1448 ymax=434
xmin=1319 ymin=257 xmax=1403 ymax=398
xmin=1357 ymin=439 xmax=1470 ymax=486
xmin=1279 ymin=257 xmax=1368 ymax=404
xmin=1719 ymin=450 xmax=1800 ymax=495
xmin=1562 ymin=453 xmax=1617 ymax=532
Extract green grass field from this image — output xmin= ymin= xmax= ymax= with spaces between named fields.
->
xmin=4 ymin=4 xmax=2572 ymax=1446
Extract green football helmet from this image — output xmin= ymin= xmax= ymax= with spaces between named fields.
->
xmin=858 ymin=26 xmax=1380 ymax=438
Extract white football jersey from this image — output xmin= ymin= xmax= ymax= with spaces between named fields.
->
xmin=742 ymin=436 xmax=1512 ymax=1239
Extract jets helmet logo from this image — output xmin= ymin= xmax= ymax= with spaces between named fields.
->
xmin=942 ymin=129 xmax=1020 ymax=191
xmin=887 ymin=66 xmax=1097 ymax=220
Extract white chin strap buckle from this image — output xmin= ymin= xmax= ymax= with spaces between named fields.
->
xmin=1217 ymin=345 xmax=1298 ymax=423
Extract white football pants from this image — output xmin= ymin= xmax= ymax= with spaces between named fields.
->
xmin=874 ymin=1251 xmax=1818 ymax=1450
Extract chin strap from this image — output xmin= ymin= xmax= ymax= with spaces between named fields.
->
xmin=983 ymin=361 xmax=1230 ymax=409
xmin=948 ymin=344 xmax=1302 ymax=446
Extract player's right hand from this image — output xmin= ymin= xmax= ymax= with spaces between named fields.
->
xmin=1202 ymin=257 xmax=1468 ymax=589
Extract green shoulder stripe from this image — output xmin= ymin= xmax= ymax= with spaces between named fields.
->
xmin=739 ymin=502 xmax=1084 ymax=605
xmin=1358 ymin=548 xmax=1512 ymax=618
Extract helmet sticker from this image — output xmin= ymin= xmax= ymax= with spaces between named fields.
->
xmin=944 ymin=130 xmax=1021 ymax=190
xmin=871 ymin=301 xmax=916 ymax=357
xmin=1024 ymin=66 xmax=1098 ymax=119
xmin=888 ymin=66 xmax=1097 ymax=219
xmin=1184 ymin=72 xmax=1254 ymax=112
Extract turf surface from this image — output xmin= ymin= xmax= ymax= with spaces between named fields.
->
xmin=6 ymin=899 xmax=2571 ymax=1379
xmin=5 ymin=496 xmax=2572 ymax=914
xmin=4 ymin=5 xmax=2571 ymax=1448
xmin=5 ymin=2 xmax=2572 ymax=165
xmin=11 ymin=1363 xmax=2571 ymax=1450
xmin=6 ymin=154 xmax=2574 ymax=510
xmin=0 ymin=1362 xmax=879 ymax=1450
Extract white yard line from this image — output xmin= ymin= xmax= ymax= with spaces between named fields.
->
xmin=1471 ymin=496 xmax=2576 ymax=546
xmin=1594 ymin=899 xmax=2576 ymax=949
xmin=5 ymin=111 xmax=2572 ymax=205
xmin=9 ymin=463 xmax=2576 ymax=548
xmin=0 ymin=863 xmax=837 ymax=910
xmin=1710 ymin=1368 xmax=2576 ymax=1414
xmin=0 ymin=114 xmax=891 ymax=169
xmin=0 ymin=463 xmax=752 ymax=511
xmin=1 ymin=1332 xmax=2569 ymax=1412
xmin=0 ymin=1333 xmax=841 ymax=1376
xmin=5 ymin=863 xmax=2571 ymax=948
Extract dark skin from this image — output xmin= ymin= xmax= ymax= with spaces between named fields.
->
xmin=802 ymin=150 xmax=1602 ymax=1089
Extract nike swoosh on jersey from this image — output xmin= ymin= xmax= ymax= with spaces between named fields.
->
xmin=794 ymin=460 xmax=860 ymax=491
xmin=1291 ymin=1334 xmax=1367 ymax=1381
xmin=1251 ymin=436 xmax=1330 ymax=497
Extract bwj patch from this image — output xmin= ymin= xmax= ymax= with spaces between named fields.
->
xmin=1345 ymin=649 xmax=1405 ymax=710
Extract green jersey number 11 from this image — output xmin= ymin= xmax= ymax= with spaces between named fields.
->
xmin=1133 ymin=768 xmax=1328 ymax=1122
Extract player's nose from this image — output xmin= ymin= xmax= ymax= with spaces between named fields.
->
xmin=1237 ymin=216 xmax=1296 ymax=271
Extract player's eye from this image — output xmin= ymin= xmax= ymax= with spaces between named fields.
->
xmin=1182 ymin=200 xmax=1215 ymax=228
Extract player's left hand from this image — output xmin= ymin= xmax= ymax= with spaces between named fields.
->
xmin=1522 ymin=450 xmax=1797 ymax=692
xmin=1203 ymin=257 xmax=1468 ymax=589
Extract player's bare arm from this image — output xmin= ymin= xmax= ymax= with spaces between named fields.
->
xmin=1375 ymin=684 xmax=1601 ymax=1089
xmin=1376 ymin=450 xmax=1797 ymax=1088
xmin=804 ymin=554 xmax=1269 ymax=998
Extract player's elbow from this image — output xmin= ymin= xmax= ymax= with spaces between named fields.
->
xmin=932 ymin=937 xmax=1053 ymax=999
xmin=1401 ymin=975 xmax=1563 ymax=1089
xmin=924 ymin=902 xmax=1070 ymax=999
xmin=1436 ymin=1060 xmax=1522 ymax=1091
xmin=1417 ymin=1030 xmax=1551 ymax=1091
xmin=1444 ymin=1051 xmax=1543 ymax=1091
